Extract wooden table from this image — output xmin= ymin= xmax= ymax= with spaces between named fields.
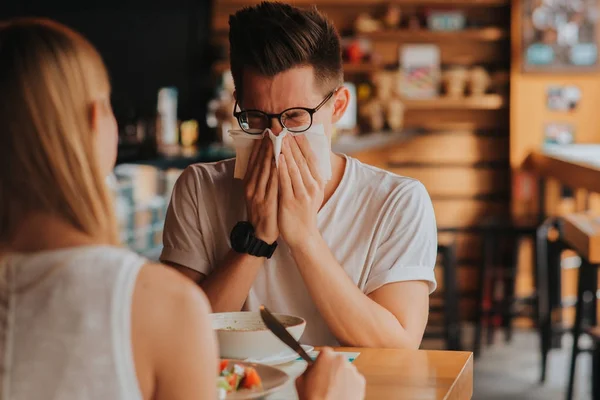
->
xmin=276 ymin=348 xmax=473 ymax=400
xmin=526 ymin=145 xmax=600 ymax=195
xmin=561 ymin=213 xmax=600 ymax=264
xmin=351 ymin=348 xmax=473 ymax=400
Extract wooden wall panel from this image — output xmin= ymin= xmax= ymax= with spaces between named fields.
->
xmin=404 ymin=110 xmax=508 ymax=130
xmin=385 ymin=132 xmax=508 ymax=164
xmin=435 ymin=264 xmax=480 ymax=294
xmin=437 ymin=232 xmax=483 ymax=262
xmin=387 ymin=166 xmax=509 ymax=197
xmin=433 ymin=199 xmax=508 ymax=228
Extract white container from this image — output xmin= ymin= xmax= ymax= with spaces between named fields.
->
xmin=157 ymin=87 xmax=178 ymax=146
xmin=211 ymin=312 xmax=306 ymax=360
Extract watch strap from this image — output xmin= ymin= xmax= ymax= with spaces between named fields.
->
xmin=247 ymin=236 xmax=278 ymax=259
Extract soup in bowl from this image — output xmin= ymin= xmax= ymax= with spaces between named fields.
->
xmin=211 ymin=312 xmax=306 ymax=360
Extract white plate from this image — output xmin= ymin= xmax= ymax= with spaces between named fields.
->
xmin=244 ymin=345 xmax=314 ymax=366
xmin=220 ymin=361 xmax=290 ymax=400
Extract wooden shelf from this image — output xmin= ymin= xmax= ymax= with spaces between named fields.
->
xmin=212 ymin=61 xmax=506 ymax=110
xmin=343 ymin=63 xmax=384 ymax=74
xmin=217 ymin=0 xmax=509 ymax=6
xmin=360 ymin=27 xmax=507 ymax=42
xmin=343 ymin=64 xmax=510 ymax=86
xmin=402 ymin=95 xmax=506 ymax=110
xmin=216 ymin=61 xmax=509 ymax=79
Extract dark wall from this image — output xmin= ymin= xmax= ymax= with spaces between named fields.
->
xmin=1 ymin=0 xmax=214 ymax=126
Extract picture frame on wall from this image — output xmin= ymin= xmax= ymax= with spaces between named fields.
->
xmin=522 ymin=0 xmax=600 ymax=72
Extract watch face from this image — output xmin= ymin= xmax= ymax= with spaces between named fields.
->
xmin=230 ymin=222 xmax=254 ymax=252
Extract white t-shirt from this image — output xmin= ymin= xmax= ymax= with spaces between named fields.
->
xmin=160 ymin=155 xmax=437 ymax=346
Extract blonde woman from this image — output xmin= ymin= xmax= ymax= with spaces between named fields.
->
xmin=0 ymin=18 xmax=364 ymax=400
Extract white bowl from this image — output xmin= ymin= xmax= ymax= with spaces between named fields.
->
xmin=211 ymin=312 xmax=306 ymax=360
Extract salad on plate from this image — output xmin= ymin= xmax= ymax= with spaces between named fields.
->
xmin=217 ymin=360 xmax=263 ymax=399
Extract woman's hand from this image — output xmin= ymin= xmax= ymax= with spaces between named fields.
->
xmin=296 ymin=347 xmax=366 ymax=400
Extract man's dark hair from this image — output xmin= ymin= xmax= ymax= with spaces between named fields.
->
xmin=228 ymin=1 xmax=342 ymax=101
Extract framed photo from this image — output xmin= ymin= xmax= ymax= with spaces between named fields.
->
xmin=399 ymin=45 xmax=441 ymax=99
xmin=546 ymin=85 xmax=581 ymax=111
xmin=522 ymin=0 xmax=600 ymax=72
xmin=544 ymin=122 xmax=575 ymax=145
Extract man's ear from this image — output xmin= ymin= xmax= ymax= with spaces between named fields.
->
xmin=331 ymin=86 xmax=350 ymax=124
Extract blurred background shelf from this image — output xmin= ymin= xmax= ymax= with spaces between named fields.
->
xmin=360 ymin=27 xmax=508 ymax=41
xmin=215 ymin=0 xmax=509 ymax=6
xmin=402 ymin=94 xmax=506 ymax=110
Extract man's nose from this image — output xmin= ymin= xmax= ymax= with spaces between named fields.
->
xmin=269 ymin=118 xmax=285 ymax=136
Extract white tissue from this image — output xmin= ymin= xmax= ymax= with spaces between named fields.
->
xmin=229 ymin=124 xmax=332 ymax=182
xmin=267 ymin=128 xmax=286 ymax=168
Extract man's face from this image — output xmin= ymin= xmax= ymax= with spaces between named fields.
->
xmin=238 ymin=65 xmax=346 ymax=139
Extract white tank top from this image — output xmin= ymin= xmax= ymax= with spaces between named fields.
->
xmin=0 ymin=246 xmax=145 ymax=400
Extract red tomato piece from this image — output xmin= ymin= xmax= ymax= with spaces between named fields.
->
xmin=241 ymin=367 xmax=262 ymax=389
xmin=220 ymin=360 xmax=229 ymax=372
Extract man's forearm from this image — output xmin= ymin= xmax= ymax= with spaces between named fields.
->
xmin=289 ymin=235 xmax=417 ymax=349
xmin=200 ymin=250 xmax=264 ymax=313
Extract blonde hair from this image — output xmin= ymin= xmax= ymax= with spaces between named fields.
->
xmin=0 ymin=18 xmax=119 ymax=245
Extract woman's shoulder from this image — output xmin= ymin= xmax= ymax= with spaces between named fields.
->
xmin=135 ymin=262 xmax=210 ymax=311
xmin=131 ymin=263 xmax=216 ymax=399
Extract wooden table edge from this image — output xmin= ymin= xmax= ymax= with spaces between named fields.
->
xmin=327 ymin=347 xmax=474 ymax=400
xmin=444 ymin=352 xmax=474 ymax=400
xmin=524 ymin=150 xmax=600 ymax=194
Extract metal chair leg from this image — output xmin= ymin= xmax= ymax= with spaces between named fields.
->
xmin=566 ymin=259 xmax=593 ymax=400
xmin=593 ymin=341 xmax=600 ymax=400
xmin=442 ymin=243 xmax=461 ymax=351
xmin=487 ymin=234 xmax=499 ymax=346
xmin=536 ymin=220 xmax=553 ymax=383
xmin=503 ymin=235 xmax=521 ymax=343
xmin=474 ymin=230 xmax=493 ymax=358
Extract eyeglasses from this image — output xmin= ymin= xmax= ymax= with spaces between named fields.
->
xmin=233 ymin=88 xmax=338 ymax=134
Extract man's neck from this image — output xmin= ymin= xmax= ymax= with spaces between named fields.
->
xmin=322 ymin=152 xmax=346 ymax=207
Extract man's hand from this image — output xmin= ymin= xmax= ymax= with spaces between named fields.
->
xmin=277 ymin=135 xmax=325 ymax=248
xmin=245 ymin=136 xmax=279 ymax=244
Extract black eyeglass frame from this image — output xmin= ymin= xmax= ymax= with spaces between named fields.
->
xmin=232 ymin=88 xmax=339 ymax=134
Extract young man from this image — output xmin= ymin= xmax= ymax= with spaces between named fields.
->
xmin=160 ymin=2 xmax=437 ymax=348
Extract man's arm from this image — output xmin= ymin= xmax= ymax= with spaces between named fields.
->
xmin=278 ymin=135 xmax=435 ymax=348
xmin=290 ymin=236 xmax=429 ymax=348
xmin=162 ymin=136 xmax=278 ymax=312
xmin=166 ymin=262 xmax=205 ymax=284
xmin=166 ymin=253 xmax=265 ymax=313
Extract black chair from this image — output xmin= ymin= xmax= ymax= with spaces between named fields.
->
xmin=566 ymin=256 xmax=598 ymax=400
xmin=566 ymin=258 xmax=598 ymax=400
xmin=586 ymin=326 xmax=600 ymax=400
xmin=536 ymin=217 xmax=567 ymax=383
xmin=556 ymin=214 xmax=600 ymax=400
xmin=427 ymin=240 xmax=462 ymax=351
xmin=473 ymin=216 xmax=539 ymax=358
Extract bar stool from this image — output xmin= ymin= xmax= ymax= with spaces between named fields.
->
xmin=587 ymin=326 xmax=600 ymax=400
xmin=560 ymin=214 xmax=600 ymax=400
xmin=537 ymin=217 xmax=567 ymax=383
xmin=427 ymin=237 xmax=462 ymax=351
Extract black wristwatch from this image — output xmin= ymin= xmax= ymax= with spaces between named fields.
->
xmin=230 ymin=221 xmax=278 ymax=259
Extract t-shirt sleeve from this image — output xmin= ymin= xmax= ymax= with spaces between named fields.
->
xmin=364 ymin=181 xmax=438 ymax=295
xmin=159 ymin=166 xmax=211 ymax=275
